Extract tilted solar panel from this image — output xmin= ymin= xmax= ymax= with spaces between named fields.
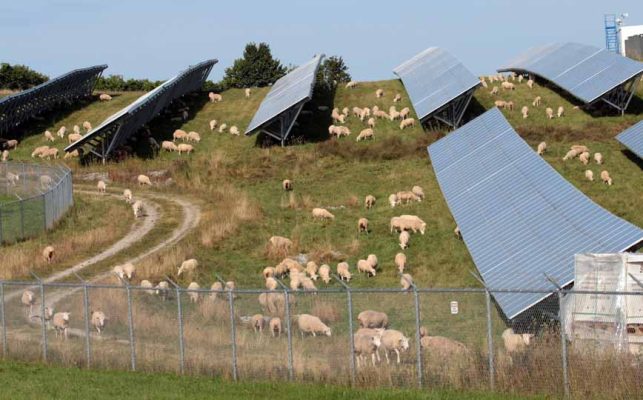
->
xmin=428 ymin=108 xmax=643 ymax=320
xmin=393 ymin=47 xmax=480 ymax=124
xmin=498 ymin=42 xmax=643 ymax=105
xmin=616 ymin=120 xmax=643 ymax=159
xmin=245 ymin=54 xmax=324 ymax=135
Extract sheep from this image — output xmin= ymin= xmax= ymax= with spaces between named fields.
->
xmin=508 ymin=101 xmax=516 ymax=111
xmin=208 ymin=92 xmax=222 ymax=102
xmin=282 ymin=179 xmax=293 ymax=191
xmin=345 ymin=81 xmax=358 ymax=89
xmin=269 ymin=236 xmax=293 ymax=254
xmin=56 ymin=126 xmax=66 ymax=138
xmin=132 ymin=200 xmax=144 ymax=218
xmin=400 ymin=273 xmax=413 ymax=291
xmin=570 ymin=145 xmax=589 ymax=154
xmin=388 ymin=194 xmax=399 ymax=208
xmin=399 ymin=118 xmax=416 ymax=130
xmin=312 ymin=208 xmax=335 ymax=220
xmin=21 ymin=290 xmax=36 ymax=317
xmin=225 ymin=281 xmax=236 ymax=294
xmin=6 ymin=172 xmax=19 ymax=186
xmin=394 ymin=253 xmax=407 ymax=274
xmin=364 ymin=195 xmax=376 ymax=209
xmin=297 ymin=314 xmax=331 ymax=337
xmin=319 ymin=264 xmax=331 ymax=284
xmin=187 ymin=131 xmax=201 ymax=142
xmin=357 ymin=259 xmax=377 ymax=277
xmin=337 ymin=262 xmax=351 ymax=282
xmin=358 ymin=310 xmax=388 ymax=329
xmin=420 ymin=335 xmax=469 ymax=358
xmin=178 ymin=259 xmax=198 ymax=276
xmin=521 ymin=106 xmax=529 ymax=119
xmin=490 ymin=86 xmax=499 ymax=96
xmin=218 ymin=123 xmax=228 ymax=133
xmin=331 ymin=109 xmax=343 ymax=123
xmin=99 ymin=93 xmax=112 ymax=101
xmin=481 ymin=79 xmax=488 ymax=88
xmin=517 ymin=75 xmax=524 ymax=83
xmin=579 ymin=151 xmax=590 ymax=165
xmin=250 ymin=314 xmax=266 ymax=334
xmin=354 ymin=334 xmax=382 ymax=367
xmin=356 ymin=128 xmax=374 ymax=142
xmin=393 ymin=93 xmax=402 ymax=102
xmin=229 ymin=126 xmax=240 ymax=136
xmin=532 ymin=96 xmax=541 ymax=107
xmin=526 ymin=79 xmax=534 ymax=89
xmin=557 ymin=106 xmax=564 ymax=118
xmin=83 ymin=121 xmax=92 ymax=132
xmin=396 ymin=191 xmax=421 ymax=204
xmin=97 ymin=180 xmax=106 ymax=194
xmin=265 ymin=277 xmax=278 ymax=290
xmin=301 ymin=277 xmax=317 ymax=292
xmin=399 ymin=107 xmax=411 ymax=120
xmin=122 ymin=263 xmax=135 ymax=280
xmin=389 ymin=110 xmax=401 ymax=121
xmin=365 ymin=117 xmax=376 ymax=129
xmin=173 ymin=129 xmax=188 ymax=141
xmin=546 ymin=108 xmax=554 ymax=119
xmin=562 ymin=149 xmax=578 ymax=161
xmin=290 ymin=273 xmax=303 ymax=290
xmin=209 ymin=281 xmax=223 ymax=301
xmin=305 ymin=261 xmax=319 ymax=281
xmin=245 ymin=88 xmax=252 ymax=98
xmin=44 ymin=130 xmax=55 ymax=142
xmin=140 ymin=280 xmax=155 ymax=295
xmin=40 ymin=148 xmax=59 ymax=160
xmin=40 ymin=175 xmax=53 ymax=190
xmin=374 ymin=88 xmax=384 ymax=98
xmin=209 ymin=119 xmax=218 ymax=131
xmin=390 ymin=216 xmax=405 ymax=233
xmin=351 ymin=107 xmax=363 ymax=118
xmin=358 ymin=217 xmax=369 ymax=234
xmin=113 ymin=265 xmax=125 ymax=281
xmin=187 ymin=282 xmax=200 ymax=303
xmin=161 ymin=141 xmax=178 ymax=152
xmin=73 ymin=125 xmax=80 ymax=135
xmin=68 ymin=133 xmax=82 ymax=144
xmin=454 ymin=226 xmax=462 ymax=239
xmin=411 ymin=186 xmax=424 ymax=200
xmin=501 ymin=328 xmax=533 ymax=354
xmin=373 ymin=110 xmax=389 ymax=119
xmin=600 ymin=170 xmax=612 ymax=186
xmin=594 ymin=153 xmax=603 ymax=165
xmin=91 ymin=311 xmax=108 ymax=334
xmin=42 ymin=245 xmax=55 ymax=263
xmin=399 ymin=215 xmax=426 ymax=234
xmin=380 ymin=329 xmax=410 ymax=364
xmin=63 ymin=150 xmax=79 ymax=159
xmin=494 ymin=100 xmax=507 ymax=109
xmin=585 ymin=170 xmax=594 ymax=181
xmin=53 ymin=312 xmax=71 ymax=339
xmin=537 ymin=141 xmax=547 ymax=155
xmin=1 ymin=150 xmax=8 ymax=162
xmin=177 ymin=143 xmax=194 ymax=155
xmin=155 ymin=281 xmax=170 ymax=300
xmin=31 ymin=146 xmax=49 ymax=158
xmin=269 ymin=317 xmax=282 ymax=337
xmin=501 ymin=81 xmax=515 ymax=90
xmin=262 ymin=267 xmax=275 ymax=279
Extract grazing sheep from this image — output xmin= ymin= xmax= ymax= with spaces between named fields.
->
xmin=297 ymin=314 xmax=331 ymax=337
xmin=594 ymin=153 xmax=603 ymax=165
xmin=56 ymin=126 xmax=66 ymax=138
xmin=357 ymin=259 xmax=377 ymax=277
xmin=97 ymin=180 xmax=106 ymax=194
xmin=83 ymin=121 xmax=92 ymax=131
xmin=68 ymin=133 xmax=82 ymax=144
xmin=53 ymin=312 xmax=71 ymax=339
xmin=373 ymin=110 xmax=389 ymax=119
xmin=178 ymin=259 xmax=198 ymax=276
xmin=388 ymin=194 xmax=399 ymax=208
xmin=501 ymin=81 xmax=515 ymax=90
xmin=40 ymin=175 xmax=53 ymax=190
xmin=229 ymin=126 xmax=240 ymax=136
xmin=265 ymin=277 xmax=278 ymax=290
xmin=375 ymin=89 xmax=384 ymax=98
xmin=501 ymin=328 xmax=533 ymax=354
xmin=301 ymin=277 xmax=317 ymax=292
xmin=494 ymin=100 xmax=507 ymax=109
xmin=245 ymin=88 xmax=252 ymax=98
xmin=1 ymin=150 xmax=8 ymax=162
xmin=585 ymin=170 xmax=594 ymax=181
xmin=44 ymin=130 xmax=55 ymax=142
xmin=251 ymin=314 xmax=266 ymax=334
xmin=454 ymin=226 xmax=462 ymax=239
xmin=63 ymin=149 xmax=79 ymax=159
xmin=173 ymin=129 xmax=188 ymax=141
xmin=263 ymin=267 xmax=275 ymax=279
xmin=31 ymin=146 xmax=49 ymax=158
xmin=490 ymin=86 xmax=499 ymax=96
xmin=122 ymin=263 xmax=135 ymax=280
xmin=337 ymin=262 xmax=351 ymax=282
xmin=393 ymin=93 xmax=402 ymax=102
xmin=545 ymin=107 xmax=554 ymax=119
xmin=177 ymin=143 xmax=194 ymax=155
xmin=563 ymin=149 xmax=578 ymax=161
xmin=42 ymin=245 xmax=55 ymax=263
xmin=395 ymin=253 xmax=406 ymax=273
xmin=4 ymin=139 xmax=18 ymax=150
xmin=367 ymin=117 xmax=376 ymax=128
xmin=155 ymin=281 xmax=170 ymax=301
xmin=537 ymin=141 xmax=547 ymax=155
xmin=132 ymin=200 xmax=144 ymax=218
xmin=21 ymin=290 xmax=36 ymax=317
xmin=579 ymin=151 xmax=590 ymax=165
xmin=73 ymin=125 xmax=80 ymax=135
xmin=399 ymin=107 xmax=411 ymax=119
xmin=113 ymin=265 xmax=125 ymax=281
xmin=345 ymin=81 xmax=358 ymax=89
xmin=187 ymin=282 xmax=200 ymax=303
xmin=306 ymin=261 xmax=319 ymax=281
xmin=269 ymin=317 xmax=282 ymax=337
xmin=187 ymin=131 xmax=201 ymax=142
xmin=481 ymin=79 xmax=488 ymax=88
xmin=269 ymin=236 xmax=293 ymax=252
xmin=319 ymin=264 xmax=331 ymax=284
xmin=526 ymin=79 xmax=534 ymax=89
xmin=507 ymin=100 xmax=515 ymax=111
xmin=521 ymin=106 xmax=529 ymax=119
xmin=209 ymin=119 xmax=217 ymax=131
xmin=358 ymin=310 xmax=388 ymax=329
xmin=99 ymin=93 xmax=112 ymax=101
xmin=532 ymin=96 xmax=541 ymax=107
xmin=135 ymin=175 xmax=151 ymax=187
xmin=389 ymin=110 xmax=401 ymax=120
xmin=571 ymin=145 xmax=589 ymax=154
xmin=358 ymin=217 xmax=369 ymax=234
xmin=140 ymin=280 xmax=155 ymax=295
xmin=282 ymin=179 xmax=293 ymax=191
xmin=600 ymin=170 xmax=612 ymax=186
xmin=400 ymin=273 xmax=413 ymax=291
xmin=356 ymin=128 xmax=374 ymax=142
xmin=208 ymin=92 xmax=222 ymax=102
xmin=354 ymin=334 xmax=382 ymax=367
xmin=396 ymin=191 xmax=421 ymax=204
xmin=381 ymin=329 xmax=410 ymax=364
xmin=411 ymin=186 xmax=424 ymax=200
xmin=209 ymin=281 xmax=223 ymax=301
xmin=312 ymin=208 xmax=335 ymax=220
xmin=290 ymin=273 xmax=302 ymax=290
xmin=39 ymin=147 xmax=59 ymax=160
xmin=557 ymin=106 xmax=564 ymax=118
xmin=225 ymin=281 xmax=236 ymax=293
xmin=420 ymin=335 xmax=469 ymax=358
xmin=399 ymin=118 xmax=416 ymax=130
xmin=91 ymin=311 xmax=107 ymax=334
xmin=6 ymin=172 xmax=19 ymax=186
xmin=161 ymin=141 xmax=178 ymax=152
xmin=218 ymin=123 xmax=228 ymax=133
xmin=364 ymin=195 xmax=376 ymax=209
xmin=399 ymin=215 xmax=427 ymax=234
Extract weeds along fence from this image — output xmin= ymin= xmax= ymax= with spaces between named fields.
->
xmin=0 ymin=161 xmax=73 ymax=244
xmin=0 ymin=277 xmax=642 ymax=399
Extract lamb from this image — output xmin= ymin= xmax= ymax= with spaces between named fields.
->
xmin=83 ymin=121 xmax=92 ymax=132
xmin=282 ymin=179 xmax=293 ymax=191
xmin=358 ymin=310 xmax=388 ymax=329
xmin=400 ymin=273 xmax=414 ymax=291
xmin=521 ymin=106 xmax=529 ymax=119
xmin=600 ymin=170 xmax=612 ymax=186
xmin=67 ymin=133 xmax=82 ymax=144
xmin=208 ymin=92 xmax=222 ymax=102
xmin=399 ymin=118 xmax=416 ymax=130
xmin=297 ymin=314 xmax=331 ymax=337
xmin=526 ymin=79 xmax=534 ymax=89
xmin=357 ymin=259 xmax=376 ymax=277
xmin=21 ymin=290 xmax=36 ymax=317
xmin=501 ymin=81 xmax=515 ymax=90
xmin=358 ymin=217 xmax=369 ymax=234
xmin=44 ymin=130 xmax=55 ymax=142
xmin=312 ymin=208 xmax=335 ymax=220
xmin=395 ymin=252 xmax=407 ymax=273
xmin=6 ymin=172 xmax=19 ymax=186
xmin=187 ymin=282 xmax=201 ymax=303
xmin=91 ymin=311 xmax=108 ymax=334
xmin=162 ymin=141 xmax=178 ymax=152
xmin=364 ymin=195 xmax=376 ymax=209
xmin=585 ymin=170 xmax=594 ymax=181
xmin=173 ymin=129 xmax=188 ymax=141
xmin=187 ymin=131 xmax=201 ymax=142
xmin=229 ymin=126 xmax=240 ymax=136
xmin=1 ymin=150 xmax=8 ymax=162
xmin=546 ymin=107 xmax=554 ymax=119
xmin=532 ymin=96 xmax=541 ymax=107
xmin=53 ymin=312 xmax=71 ymax=339
xmin=57 ymin=126 xmax=66 ymax=138
xmin=40 ymin=244 xmax=54 ymax=263
xmin=63 ymin=150 xmax=79 ymax=159
xmin=40 ymin=175 xmax=53 ymax=190
xmin=209 ymin=120 xmax=217 ymax=131
xmin=265 ymin=277 xmax=278 ymax=290
xmin=501 ymin=328 xmax=533 ymax=354
xmin=319 ymin=264 xmax=331 ymax=284
xmin=305 ymin=261 xmax=319 ymax=281
xmin=345 ymin=81 xmax=358 ymax=89
xmin=393 ymin=93 xmax=402 ymax=102
xmin=337 ymin=262 xmax=351 ymax=282
xmin=537 ymin=141 xmax=547 ymax=155
xmin=594 ymin=153 xmax=603 ymax=165
xmin=218 ymin=123 xmax=228 ymax=133
xmin=178 ymin=259 xmax=198 ymax=276
xmin=251 ymin=314 xmax=266 ymax=334
xmin=99 ymin=93 xmax=112 ymax=101
xmin=562 ymin=149 xmax=578 ymax=161
xmin=177 ymin=144 xmax=194 ymax=155
xmin=245 ymin=88 xmax=252 ymax=98
xmin=97 ymin=180 xmax=106 ymax=194
xmin=380 ymin=329 xmax=410 ymax=364
xmin=490 ymin=86 xmax=499 ymax=96
xmin=354 ymin=334 xmax=382 ymax=367
xmin=356 ymin=128 xmax=374 ymax=142
xmin=269 ymin=317 xmax=282 ymax=337
xmin=132 ymin=200 xmax=144 ymax=218
xmin=31 ymin=146 xmax=49 ymax=158
xmin=388 ymin=194 xmax=399 ymax=208
xmin=579 ymin=151 xmax=590 ymax=165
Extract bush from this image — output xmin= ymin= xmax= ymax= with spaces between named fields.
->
xmin=94 ymin=75 xmax=163 ymax=92
xmin=0 ymin=63 xmax=48 ymax=90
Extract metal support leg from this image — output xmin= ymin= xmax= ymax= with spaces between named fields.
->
xmin=485 ymin=290 xmax=495 ymax=390
xmin=176 ymin=287 xmax=185 ymax=374
xmin=82 ymin=284 xmax=91 ymax=368
xmin=413 ymin=287 xmax=423 ymax=388
xmin=0 ymin=283 xmax=6 ymax=357
xmin=558 ymin=291 xmax=570 ymax=398
xmin=284 ymin=289 xmax=294 ymax=381
xmin=39 ymin=282 xmax=47 ymax=362
xmin=227 ymin=290 xmax=238 ymax=381
xmin=125 ymin=285 xmax=136 ymax=371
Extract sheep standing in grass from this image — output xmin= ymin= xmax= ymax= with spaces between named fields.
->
xmin=358 ymin=217 xmax=369 ymax=234
xmin=177 ymin=144 xmax=194 ymax=155
xmin=282 ymin=179 xmax=293 ymax=191
xmin=53 ymin=312 xmax=71 ymax=339
xmin=501 ymin=328 xmax=533 ymax=354
xmin=358 ymin=310 xmax=388 ymax=329
xmin=270 ymin=317 xmax=282 ymax=337
xmin=367 ymin=117 xmax=376 ymax=129
xmin=99 ymin=93 xmax=112 ymax=101
xmin=579 ymin=152 xmax=590 ymax=165
xmin=122 ymin=263 xmax=135 ymax=280
xmin=585 ymin=170 xmax=594 ymax=181
xmin=83 ymin=121 xmax=92 ymax=132
xmin=156 ymin=281 xmax=170 ymax=301
xmin=6 ymin=172 xmax=19 ymax=186
xmin=527 ymin=79 xmax=534 ymax=89
xmin=397 ymin=191 xmax=420 ymax=204
xmin=40 ymin=175 xmax=53 ymax=190
xmin=346 ymin=81 xmax=358 ymax=89
xmin=265 ymin=276 xmax=278 ymax=290
xmin=545 ymin=107 xmax=554 ymax=119
xmin=376 ymin=89 xmax=384 ymax=98
xmin=263 ymin=267 xmax=275 ymax=279
xmin=97 ymin=180 xmax=106 ymax=194
xmin=251 ymin=314 xmax=266 ymax=334
xmin=594 ymin=153 xmax=603 ymax=165
xmin=521 ymin=106 xmax=529 ymax=119
xmin=40 ymin=148 xmax=59 ymax=160
xmin=187 ymin=131 xmax=201 ymax=143
xmin=132 ymin=200 xmax=144 ymax=218
xmin=357 ymin=259 xmax=377 ymax=277
xmin=306 ymin=261 xmax=319 ymax=281
xmin=388 ymin=194 xmax=399 ymax=208
xmin=218 ymin=123 xmax=228 ymax=133
xmin=501 ymin=81 xmax=515 ymax=90
xmin=319 ymin=264 xmax=331 ymax=284
xmin=400 ymin=273 xmax=414 ymax=291
xmin=56 ymin=126 xmax=66 ymax=138
xmin=42 ymin=245 xmax=55 ymax=263
xmin=364 ymin=195 xmax=376 ymax=209
xmin=141 ymin=280 xmax=154 ymax=295
xmin=399 ymin=107 xmax=411 ymax=119
xmin=1 ymin=150 xmax=8 ymax=162
xmin=562 ymin=149 xmax=578 ymax=161
xmin=173 ymin=129 xmax=187 ymax=141
xmin=73 ymin=125 xmax=80 ymax=135
xmin=187 ymin=282 xmax=201 ymax=303
xmin=162 ymin=141 xmax=178 ymax=152
xmin=532 ymin=96 xmax=541 ymax=107
xmin=178 ymin=259 xmax=198 ymax=276
xmin=354 ymin=334 xmax=381 ymax=367
xmin=312 ymin=208 xmax=335 ymax=220
xmin=64 ymin=150 xmax=79 ymax=160
xmin=137 ymin=174 xmax=152 ymax=186
xmin=21 ymin=290 xmax=35 ymax=317
xmin=68 ymin=133 xmax=82 ymax=144
xmin=209 ymin=120 xmax=217 ymax=131
xmin=44 ymin=130 xmax=55 ymax=142
xmin=600 ymin=170 xmax=612 ymax=186
xmin=245 ymin=88 xmax=252 ymax=98
xmin=91 ymin=311 xmax=107 ymax=335
xmin=337 ymin=262 xmax=351 ymax=282
xmin=31 ymin=146 xmax=49 ymax=158
xmin=297 ymin=314 xmax=331 ymax=337
xmin=395 ymin=253 xmax=406 ymax=273
xmin=399 ymin=231 xmax=410 ymax=249
xmin=571 ymin=145 xmax=589 ymax=153
xmin=393 ymin=93 xmax=402 ymax=102
xmin=381 ymin=329 xmax=410 ymax=364
xmin=210 ymin=282 xmax=223 ymax=301
xmin=557 ymin=106 xmax=564 ymax=118
xmin=229 ymin=126 xmax=240 ymax=136
xmin=411 ymin=186 xmax=424 ymax=200
xmin=208 ymin=92 xmax=222 ymax=102
xmin=490 ymin=86 xmax=499 ymax=96
xmin=399 ymin=118 xmax=416 ymax=130
xmin=494 ymin=100 xmax=507 ymax=109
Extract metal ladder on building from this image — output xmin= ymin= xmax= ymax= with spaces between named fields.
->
xmin=604 ymin=14 xmax=619 ymax=53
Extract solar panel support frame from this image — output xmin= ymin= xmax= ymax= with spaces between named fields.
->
xmin=258 ymin=100 xmax=305 ymax=147
xmin=599 ymin=73 xmax=641 ymax=115
xmin=428 ymin=86 xmax=478 ymax=129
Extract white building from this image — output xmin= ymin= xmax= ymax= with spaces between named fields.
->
xmin=619 ymin=24 xmax=643 ymax=59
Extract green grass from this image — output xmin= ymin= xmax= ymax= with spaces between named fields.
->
xmin=0 ymin=361 xmax=542 ymax=400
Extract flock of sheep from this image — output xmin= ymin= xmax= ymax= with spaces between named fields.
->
xmin=536 ymin=142 xmax=613 ymax=185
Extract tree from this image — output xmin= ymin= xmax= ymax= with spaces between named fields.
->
xmin=0 ymin=63 xmax=48 ymax=90
xmin=316 ymin=56 xmax=351 ymax=91
xmin=221 ymin=42 xmax=287 ymax=89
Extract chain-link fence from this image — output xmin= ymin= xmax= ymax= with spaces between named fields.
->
xmin=0 ymin=278 xmax=641 ymax=399
xmin=0 ymin=161 xmax=73 ymax=244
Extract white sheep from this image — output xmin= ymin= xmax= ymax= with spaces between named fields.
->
xmin=270 ymin=317 xmax=282 ymax=337
xmin=354 ymin=334 xmax=382 ymax=367
xmin=21 ymin=290 xmax=36 ymax=317
xmin=31 ymin=146 xmax=49 ymax=158
xmin=532 ymin=96 xmax=541 ymax=107
xmin=521 ymin=106 xmax=529 ymax=119
xmin=345 ymin=81 xmax=358 ymax=89
xmin=208 ymin=92 xmax=222 ymax=102
xmin=187 ymin=131 xmax=201 ymax=143
xmin=501 ymin=81 xmax=515 ymax=90
xmin=251 ymin=314 xmax=267 ymax=334
xmin=122 ymin=263 xmax=135 ymax=280
xmin=319 ymin=264 xmax=331 ymax=284
xmin=399 ymin=118 xmax=416 ymax=130
xmin=305 ymin=261 xmax=319 ymax=281
xmin=83 ymin=121 xmax=92 ymax=132
xmin=396 ymin=191 xmax=420 ymax=204
xmin=399 ymin=215 xmax=426 ymax=234
xmin=99 ymin=93 xmax=112 ymax=101
xmin=571 ymin=145 xmax=589 ymax=154
xmin=245 ymin=88 xmax=252 ymax=98
xmin=39 ymin=148 xmax=59 ymax=160
xmin=358 ymin=310 xmax=388 ymax=329
xmin=357 ymin=259 xmax=376 ymax=277
xmin=262 ymin=267 xmax=275 ymax=279
xmin=297 ymin=314 xmax=331 ymax=337
xmin=1 ymin=150 xmax=8 ymax=162
xmin=594 ymin=153 xmax=603 ymax=165
xmin=53 ymin=312 xmax=71 ymax=339
xmin=210 ymin=281 xmax=223 ymax=301
xmin=229 ymin=126 xmax=240 ymax=136
xmin=265 ymin=277 xmax=278 ymax=290
xmin=218 ymin=123 xmax=228 ymax=133
xmin=393 ymin=93 xmax=402 ymax=102
xmin=209 ymin=120 xmax=217 ymax=131
xmin=537 ymin=141 xmax=547 ymax=155
xmin=579 ymin=151 xmax=590 ymax=165
xmin=97 ymin=180 xmax=106 ymax=194
xmin=562 ymin=149 xmax=578 ymax=161
xmin=501 ymin=328 xmax=533 ymax=354
xmin=358 ymin=217 xmax=369 ymax=234
xmin=380 ymin=329 xmax=410 ymax=364
xmin=155 ymin=281 xmax=170 ymax=300
xmin=395 ymin=253 xmax=406 ymax=273
xmin=282 ymin=179 xmax=293 ymax=191
xmin=399 ymin=107 xmax=411 ymax=119
xmin=526 ymin=79 xmax=534 ymax=89
xmin=411 ymin=186 xmax=424 ymax=200
xmin=356 ymin=128 xmax=374 ymax=142
xmin=312 ymin=208 xmax=335 ymax=220
xmin=546 ymin=108 xmax=554 ymax=119
xmin=67 ymin=133 xmax=82 ymax=144
xmin=367 ymin=117 xmax=376 ymax=128
xmin=140 ymin=280 xmax=155 ymax=295
xmin=137 ymin=174 xmax=152 ymax=186
xmin=400 ymin=273 xmax=413 ymax=291
xmin=173 ymin=129 xmax=188 ymax=141
xmin=91 ymin=310 xmax=108 ymax=334
xmin=337 ymin=262 xmax=351 ymax=282
xmin=352 ymin=107 xmax=363 ymax=117
xmin=388 ymin=194 xmax=399 ymax=208
xmin=557 ymin=106 xmax=564 ymax=118
xmin=132 ymin=200 xmax=144 ymax=218
xmin=6 ymin=172 xmax=19 ymax=186
xmin=187 ymin=282 xmax=201 ymax=303
xmin=177 ymin=143 xmax=194 ymax=155
xmin=73 ymin=125 xmax=80 ymax=135
xmin=490 ymin=86 xmax=499 ymax=96
xmin=44 ymin=130 xmax=55 ymax=142
xmin=178 ymin=259 xmax=198 ymax=276
xmin=42 ymin=245 xmax=55 ymax=263
xmin=63 ymin=149 xmax=79 ymax=160
xmin=600 ymin=170 xmax=612 ymax=186
xmin=301 ymin=277 xmax=317 ymax=292
xmin=162 ymin=141 xmax=178 ymax=152
xmin=375 ymin=89 xmax=384 ymax=98
xmin=364 ymin=195 xmax=376 ymax=209
xmin=585 ymin=170 xmax=594 ymax=181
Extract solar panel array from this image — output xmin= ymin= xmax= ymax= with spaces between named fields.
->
xmin=65 ymin=59 xmax=216 ymax=158
xmin=393 ymin=47 xmax=480 ymax=122
xmin=428 ymin=108 xmax=643 ymax=320
xmin=616 ymin=120 xmax=643 ymax=159
xmin=498 ymin=42 xmax=643 ymax=104
xmin=245 ymin=54 xmax=323 ymax=135
xmin=0 ymin=65 xmax=107 ymax=137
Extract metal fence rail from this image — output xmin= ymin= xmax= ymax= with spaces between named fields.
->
xmin=0 ymin=278 xmax=641 ymax=398
xmin=0 ymin=161 xmax=73 ymax=243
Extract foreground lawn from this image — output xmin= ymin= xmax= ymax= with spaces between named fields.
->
xmin=0 ymin=361 xmax=543 ymax=400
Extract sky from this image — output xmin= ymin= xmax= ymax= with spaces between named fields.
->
xmin=1 ymin=0 xmax=642 ymax=83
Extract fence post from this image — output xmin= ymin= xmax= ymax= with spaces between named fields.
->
xmin=74 ymin=272 xmax=92 ymax=368
xmin=30 ymin=272 xmax=48 ymax=362
xmin=276 ymin=279 xmax=294 ymax=381
xmin=558 ymin=291 xmax=570 ymax=398
xmin=165 ymin=276 xmax=185 ymax=374
xmin=0 ymin=282 xmax=6 ymax=357
xmin=0 ymin=207 xmax=4 ymax=243
xmin=411 ymin=285 xmax=424 ymax=389
xmin=485 ymin=289 xmax=495 ymax=390
xmin=42 ymin=193 xmax=47 ymax=231
xmin=227 ymin=289 xmax=238 ymax=381
xmin=19 ymin=201 xmax=25 ymax=240
xmin=122 ymin=279 xmax=136 ymax=371
xmin=333 ymin=274 xmax=356 ymax=385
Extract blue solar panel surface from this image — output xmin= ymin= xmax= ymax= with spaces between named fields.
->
xmin=498 ymin=42 xmax=643 ymax=104
xmin=428 ymin=108 xmax=643 ymax=319
xmin=393 ymin=47 xmax=480 ymax=121
xmin=245 ymin=54 xmax=323 ymax=134
xmin=616 ymin=120 xmax=643 ymax=159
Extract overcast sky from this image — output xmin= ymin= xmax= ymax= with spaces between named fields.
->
xmin=1 ymin=0 xmax=642 ymax=82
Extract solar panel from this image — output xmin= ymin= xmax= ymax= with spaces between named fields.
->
xmin=65 ymin=60 xmax=216 ymax=159
xmin=0 ymin=65 xmax=107 ymax=137
xmin=498 ymin=42 xmax=643 ymax=112
xmin=616 ymin=120 xmax=643 ymax=159
xmin=428 ymin=108 xmax=643 ymax=320
xmin=393 ymin=47 xmax=480 ymax=127
xmin=245 ymin=54 xmax=324 ymax=142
